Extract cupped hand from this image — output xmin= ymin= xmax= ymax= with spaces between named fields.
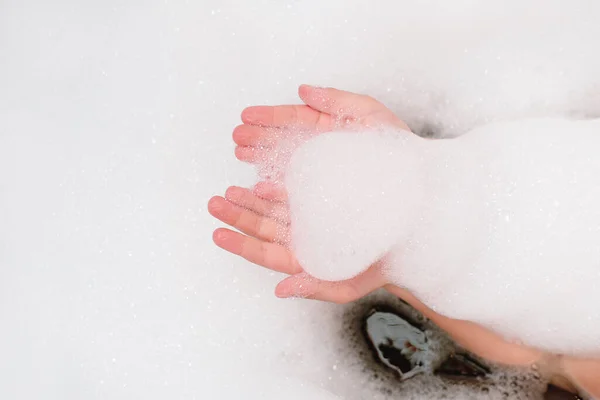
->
xmin=232 ymin=84 xmax=410 ymax=164
xmin=208 ymin=183 xmax=387 ymax=304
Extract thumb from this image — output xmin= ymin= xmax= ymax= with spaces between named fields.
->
xmin=275 ymin=263 xmax=387 ymax=304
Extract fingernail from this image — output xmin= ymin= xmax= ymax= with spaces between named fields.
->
xmin=232 ymin=125 xmax=249 ymax=143
xmin=225 ymin=186 xmax=241 ymax=200
xmin=207 ymin=197 xmax=222 ymax=213
xmin=212 ymin=229 xmax=227 ymax=243
xmin=242 ymin=108 xmax=260 ymax=124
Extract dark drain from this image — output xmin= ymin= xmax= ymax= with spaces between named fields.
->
xmin=341 ymin=291 xmax=576 ymax=398
xmin=363 ymin=310 xmax=429 ymax=379
xmin=362 ymin=307 xmax=489 ymax=381
xmin=378 ymin=338 xmax=416 ymax=374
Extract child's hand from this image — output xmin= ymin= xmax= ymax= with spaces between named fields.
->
xmin=211 ymin=85 xmax=410 ymax=303
xmin=232 ymin=84 xmax=410 ymax=163
xmin=208 ymin=183 xmax=387 ymax=304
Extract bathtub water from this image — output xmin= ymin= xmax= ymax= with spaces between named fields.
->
xmin=1 ymin=0 xmax=599 ymax=398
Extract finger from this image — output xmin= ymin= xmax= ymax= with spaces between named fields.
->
xmin=253 ymin=181 xmax=288 ymax=202
xmin=298 ymin=84 xmax=384 ymax=119
xmin=235 ymin=145 xmax=279 ymax=164
xmin=208 ymin=196 xmax=286 ymax=243
xmin=235 ymin=146 xmax=263 ymax=163
xmin=232 ymin=124 xmax=278 ymax=147
xmin=225 ymin=186 xmax=290 ymax=223
xmin=241 ymin=105 xmax=332 ymax=131
xmin=212 ymin=228 xmax=302 ymax=275
xmin=234 ymin=148 xmax=293 ymax=181
xmin=275 ymin=267 xmax=385 ymax=304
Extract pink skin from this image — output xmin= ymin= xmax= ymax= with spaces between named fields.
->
xmin=208 ymin=85 xmax=600 ymax=396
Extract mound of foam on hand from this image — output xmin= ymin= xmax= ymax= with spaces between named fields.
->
xmin=285 ymin=118 xmax=600 ymax=357
xmin=285 ymin=129 xmax=426 ymax=281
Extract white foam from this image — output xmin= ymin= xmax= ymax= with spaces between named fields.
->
xmin=286 ymin=118 xmax=600 ymax=356
xmin=285 ymin=130 xmax=424 ymax=281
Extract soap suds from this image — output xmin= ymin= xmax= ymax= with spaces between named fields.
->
xmin=284 ymin=118 xmax=600 ymax=357
xmin=285 ymin=130 xmax=425 ymax=281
